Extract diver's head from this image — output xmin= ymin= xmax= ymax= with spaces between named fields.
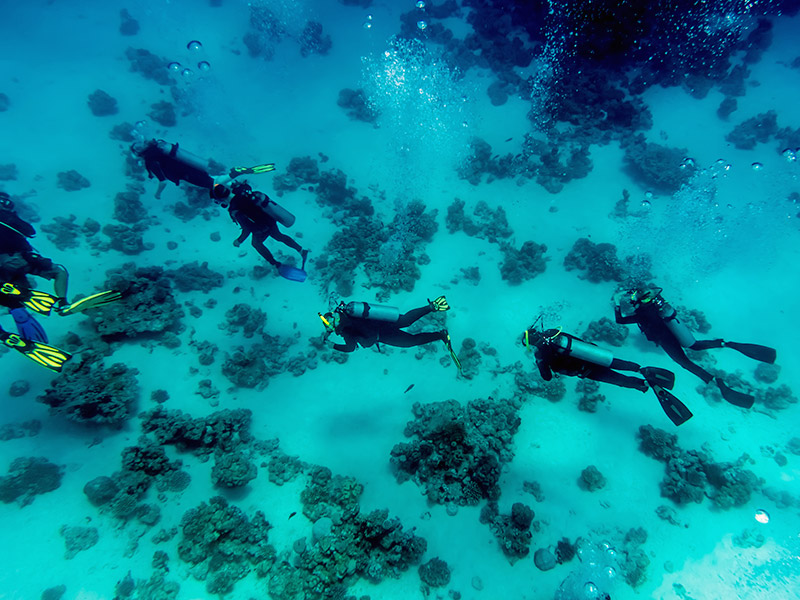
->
xmin=211 ymin=183 xmax=231 ymax=205
xmin=130 ymin=141 xmax=148 ymax=156
xmin=629 ymin=286 xmax=663 ymax=306
xmin=521 ymin=326 xmax=561 ymax=350
xmin=319 ymin=311 xmax=340 ymax=332
xmin=0 ymin=191 xmax=13 ymax=211
xmin=231 ymin=180 xmax=252 ymax=196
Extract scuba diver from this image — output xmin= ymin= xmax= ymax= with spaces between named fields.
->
xmin=320 ymin=296 xmax=461 ymax=370
xmin=522 ymin=323 xmax=693 ymax=426
xmin=131 ymin=137 xmax=276 ymax=199
xmin=212 ymin=180 xmax=308 ymax=281
xmin=613 ymin=286 xmax=777 ymax=410
xmin=0 ymin=191 xmax=121 ymax=348
xmin=131 ymin=138 xmax=216 ymax=199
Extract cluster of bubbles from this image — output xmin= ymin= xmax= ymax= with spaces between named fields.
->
xmin=554 ymin=539 xmax=618 ymax=600
xmin=167 ymin=40 xmax=210 ymax=78
xmin=361 ymin=36 xmax=473 ymax=191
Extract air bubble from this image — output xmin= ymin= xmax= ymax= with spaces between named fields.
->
xmin=641 ymin=199 xmax=651 ymax=208
xmin=417 ymin=20 xmax=427 ymax=30
xmin=187 ymin=40 xmax=203 ymax=51
xmin=782 ymin=148 xmax=796 ymax=162
xmin=197 ymin=61 xmax=211 ymax=71
xmin=755 ymin=509 xmax=770 ymax=524
xmin=644 ymin=191 xmax=654 ymax=199
xmin=181 ymin=68 xmax=193 ymax=77
xmin=751 ymin=162 xmax=763 ymax=171
xmin=583 ymin=582 xmax=599 ymax=598
xmin=168 ymin=62 xmax=181 ymax=71
xmin=680 ymin=157 xmax=696 ymax=169
xmin=416 ymin=1 xmax=426 ymax=8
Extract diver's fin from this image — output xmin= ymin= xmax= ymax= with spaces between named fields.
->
xmin=716 ymin=379 xmax=755 ymax=409
xmin=278 ymin=264 xmax=307 ymax=283
xmin=229 ymin=163 xmax=276 ymax=178
xmin=1 ymin=331 xmax=71 ymax=372
xmin=724 ymin=341 xmax=777 ymax=364
xmin=57 ymin=290 xmax=123 ymax=316
xmin=429 ymin=295 xmax=450 ymax=312
xmin=1 ymin=282 xmax=59 ymax=315
xmin=640 ymin=366 xmax=675 ymax=391
xmin=651 ymin=385 xmax=693 ymax=426
xmin=442 ymin=330 xmax=461 ymax=371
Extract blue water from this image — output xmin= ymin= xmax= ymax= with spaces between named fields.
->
xmin=1 ymin=1 xmax=799 ymax=599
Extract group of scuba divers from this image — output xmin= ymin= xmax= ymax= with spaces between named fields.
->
xmin=1 ymin=138 xmax=778 ymax=427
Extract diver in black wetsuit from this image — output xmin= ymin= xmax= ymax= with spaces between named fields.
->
xmin=213 ymin=181 xmax=307 ymax=272
xmin=522 ymin=325 xmax=692 ymax=425
xmin=613 ymin=286 xmax=777 ymax=409
xmin=322 ymin=296 xmax=453 ymax=354
xmin=0 ymin=192 xmax=69 ymax=342
xmin=131 ymin=139 xmax=215 ymax=198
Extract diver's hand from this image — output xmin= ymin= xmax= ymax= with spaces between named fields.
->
xmin=612 ymin=290 xmax=626 ymax=306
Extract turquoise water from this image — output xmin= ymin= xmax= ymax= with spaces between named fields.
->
xmin=1 ymin=1 xmax=799 ymax=599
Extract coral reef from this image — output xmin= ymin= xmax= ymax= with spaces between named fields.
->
xmin=564 ymin=238 xmax=625 ymax=282
xmin=581 ymin=317 xmax=629 ymax=346
xmin=222 ymin=303 xmax=267 ymax=338
xmin=125 ymin=47 xmax=175 ymax=86
xmin=211 ymin=452 xmax=258 ymax=488
xmin=0 ymin=456 xmax=63 ymax=506
xmin=60 ymin=525 xmax=99 ymax=559
xmin=445 ymin=198 xmax=513 ymax=243
xmin=140 ymin=407 xmax=253 ymax=458
xmin=38 ymin=353 xmax=139 ymax=425
xmin=725 ymin=110 xmax=779 ymax=149
xmin=299 ymin=21 xmax=332 ymax=57
xmin=337 ymin=88 xmax=378 ymax=123
xmin=419 ymin=557 xmax=451 ymax=588
xmin=622 ymin=137 xmax=695 ymax=193
xmin=390 ymin=398 xmax=521 ymax=505
xmin=576 ymin=379 xmax=606 ymax=413
xmin=87 ymin=89 xmax=118 ymax=116
xmin=480 ymin=501 xmax=535 ymax=563
xmin=148 ymin=101 xmax=176 ymax=127
xmin=165 ymin=261 xmax=224 ymax=293
xmin=500 ymin=241 xmax=548 ymax=285
xmin=56 ymin=170 xmax=91 ymax=192
xmin=578 ymin=465 xmax=607 ymax=491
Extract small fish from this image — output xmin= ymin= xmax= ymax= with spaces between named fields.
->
xmin=404 ymin=384 xmax=415 ymax=394
xmin=505 ymin=137 xmax=513 ymax=142
xmin=288 ymin=511 xmax=297 ymax=520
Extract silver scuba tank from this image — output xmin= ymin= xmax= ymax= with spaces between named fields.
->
xmin=552 ymin=334 xmax=614 ymax=367
xmin=345 ymin=302 xmax=400 ymax=322
xmin=657 ymin=302 xmax=696 ymax=348
xmin=155 ymin=140 xmax=211 ymax=175
xmin=253 ymin=191 xmax=296 ymax=227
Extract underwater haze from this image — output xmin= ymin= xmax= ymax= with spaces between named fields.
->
xmin=1 ymin=1 xmax=800 ymax=599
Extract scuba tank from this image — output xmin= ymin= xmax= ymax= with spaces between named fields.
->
xmin=148 ymin=140 xmax=215 ymax=189
xmin=343 ymin=301 xmax=400 ymax=322
xmin=252 ymin=191 xmax=296 ymax=227
xmin=551 ymin=333 xmax=614 ymax=367
xmin=656 ymin=301 xmax=697 ymax=348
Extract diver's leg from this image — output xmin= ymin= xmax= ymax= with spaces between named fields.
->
xmin=270 ymin=225 xmax=303 ymax=253
xmin=690 ymin=339 xmax=724 ymax=350
xmin=155 ymin=180 xmax=167 ymax=199
xmin=588 ymin=367 xmax=648 ymax=392
xmin=52 ymin=264 xmax=68 ymax=301
xmin=251 ymin=232 xmax=280 ymax=267
xmin=379 ymin=329 xmax=444 ymax=348
xmin=660 ymin=336 xmax=714 ymax=383
xmin=396 ymin=305 xmax=434 ymax=328
xmin=609 ymin=357 xmax=641 ymax=372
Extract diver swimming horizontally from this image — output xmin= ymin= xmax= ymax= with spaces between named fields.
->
xmin=613 ymin=286 xmax=777 ymax=409
xmin=320 ymin=296 xmax=461 ymax=369
xmin=522 ymin=322 xmax=692 ymax=426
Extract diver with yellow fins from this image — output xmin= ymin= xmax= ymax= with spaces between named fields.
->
xmin=319 ymin=295 xmax=461 ymax=370
xmin=522 ymin=321 xmax=692 ymax=426
xmin=613 ymin=286 xmax=777 ymax=410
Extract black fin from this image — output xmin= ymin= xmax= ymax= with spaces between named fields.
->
xmin=640 ymin=367 xmax=675 ymax=391
xmin=652 ymin=386 xmax=693 ymax=426
xmin=724 ymin=342 xmax=777 ymax=364
xmin=716 ymin=379 xmax=755 ymax=409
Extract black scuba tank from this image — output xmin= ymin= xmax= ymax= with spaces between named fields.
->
xmin=551 ymin=334 xmax=614 ymax=367
xmin=252 ymin=191 xmax=296 ymax=227
xmin=657 ymin=301 xmax=696 ymax=348
xmin=344 ymin=302 xmax=400 ymax=322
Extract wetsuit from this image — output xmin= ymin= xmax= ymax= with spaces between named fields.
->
xmin=614 ymin=303 xmax=718 ymax=384
xmin=228 ymin=190 xmax=302 ymax=267
xmin=333 ymin=304 xmax=444 ymax=352
xmin=0 ymin=208 xmax=65 ymax=291
xmin=533 ymin=331 xmax=648 ymax=391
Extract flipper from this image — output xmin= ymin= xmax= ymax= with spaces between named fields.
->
xmin=716 ymin=379 xmax=755 ymax=409
xmin=1 ymin=282 xmax=59 ymax=315
xmin=229 ymin=163 xmax=276 ymax=178
xmin=1 ymin=330 xmax=71 ymax=372
xmin=278 ymin=264 xmax=307 ymax=283
xmin=57 ymin=290 xmax=123 ymax=316
xmin=651 ymin=385 xmax=693 ymax=426
xmin=640 ymin=366 xmax=675 ymax=391
xmin=724 ymin=341 xmax=777 ymax=364
xmin=429 ymin=295 xmax=450 ymax=312
xmin=442 ymin=330 xmax=461 ymax=371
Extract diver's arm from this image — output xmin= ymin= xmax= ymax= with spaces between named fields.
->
xmin=332 ymin=337 xmax=357 ymax=352
xmin=614 ymin=305 xmax=638 ymax=324
xmin=536 ymin=356 xmax=553 ymax=381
